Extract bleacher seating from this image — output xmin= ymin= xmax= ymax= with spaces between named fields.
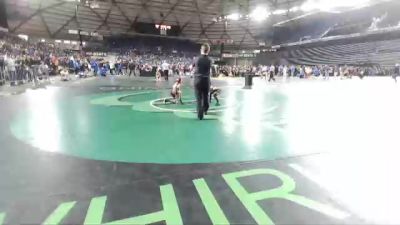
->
xmin=262 ymin=38 xmax=400 ymax=67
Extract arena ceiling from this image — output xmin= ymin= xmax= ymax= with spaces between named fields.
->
xmin=5 ymin=0 xmax=373 ymax=48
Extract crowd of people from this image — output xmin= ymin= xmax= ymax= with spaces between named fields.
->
xmin=0 ymin=34 xmax=64 ymax=85
xmin=217 ymin=64 xmax=384 ymax=80
xmin=2 ymin=33 xmax=400 ymax=87
xmin=0 ymin=33 xmax=198 ymax=86
xmin=88 ymin=53 xmax=196 ymax=79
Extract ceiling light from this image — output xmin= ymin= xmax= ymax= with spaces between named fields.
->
xmin=301 ymin=0 xmax=318 ymax=12
xmin=289 ymin=6 xmax=300 ymax=12
xmin=272 ymin=9 xmax=287 ymax=15
xmin=17 ymin=34 xmax=28 ymax=41
xmin=68 ymin=29 xmax=78 ymax=34
xmin=250 ymin=7 xmax=269 ymax=21
xmin=80 ymin=31 xmax=89 ymax=36
xmin=227 ymin=13 xmax=240 ymax=21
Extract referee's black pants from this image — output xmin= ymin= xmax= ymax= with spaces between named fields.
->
xmin=194 ymin=77 xmax=210 ymax=120
xmin=164 ymin=70 xmax=169 ymax=81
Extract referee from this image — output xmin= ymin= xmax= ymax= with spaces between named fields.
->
xmin=194 ymin=43 xmax=212 ymax=120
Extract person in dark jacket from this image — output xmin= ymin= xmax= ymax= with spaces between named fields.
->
xmin=393 ymin=63 xmax=399 ymax=83
xmin=128 ymin=60 xmax=136 ymax=77
xmin=194 ymin=43 xmax=212 ymax=120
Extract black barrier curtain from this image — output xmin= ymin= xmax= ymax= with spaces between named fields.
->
xmin=0 ymin=0 xmax=8 ymax=32
xmin=140 ymin=67 xmax=157 ymax=77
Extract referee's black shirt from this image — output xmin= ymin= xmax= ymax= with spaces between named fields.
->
xmin=195 ymin=55 xmax=212 ymax=78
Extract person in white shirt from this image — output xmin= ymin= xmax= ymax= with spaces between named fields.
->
xmin=109 ymin=61 xmax=115 ymax=75
xmin=324 ymin=65 xmax=330 ymax=80
xmin=6 ymin=55 xmax=16 ymax=83
xmin=278 ymin=65 xmax=284 ymax=76
xmin=156 ymin=66 xmax=162 ymax=81
xmin=261 ymin=65 xmax=268 ymax=79
xmin=283 ymin=65 xmax=288 ymax=82
xmin=290 ymin=65 xmax=296 ymax=77
xmin=60 ymin=66 xmax=69 ymax=81
xmin=38 ymin=61 xmax=49 ymax=79
xmin=162 ymin=61 xmax=170 ymax=81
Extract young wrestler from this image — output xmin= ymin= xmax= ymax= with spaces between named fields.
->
xmin=209 ymin=86 xmax=221 ymax=105
xmin=164 ymin=78 xmax=183 ymax=104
